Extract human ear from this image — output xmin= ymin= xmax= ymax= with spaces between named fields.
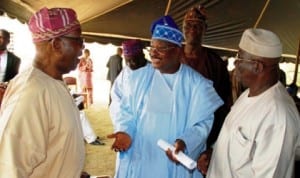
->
xmin=252 ymin=61 xmax=264 ymax=74
xmin=50 ymin=38 xmax=63 ymax=54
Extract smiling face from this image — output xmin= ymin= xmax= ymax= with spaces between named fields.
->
xmin=149 ymin=39 xmax=181 ymax=74
xmin=182 ymin=20 xmax=206 ymax=46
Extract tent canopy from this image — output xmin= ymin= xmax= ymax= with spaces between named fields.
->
xmin=1 ymin=0 xmax=300 ymax=60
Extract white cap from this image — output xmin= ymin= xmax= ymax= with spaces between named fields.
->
xmin=239 ymin=28 xmax=282 ymax=58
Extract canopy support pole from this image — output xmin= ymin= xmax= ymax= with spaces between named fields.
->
xmin=254 ymin=0 xmax=270 ymax=28
xmin=164 ymin=0 xmax=172 ymax=15
xmin=292 ymin=39 xmax=300 ymax=85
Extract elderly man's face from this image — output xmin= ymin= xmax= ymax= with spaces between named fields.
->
xmin=183 ymin=20 xmax=205 ymax=45
xmin=149 ymin=39 xmax=181 ymax=74
xmin=57 ymin=29 xmax=84 ymax=73
xmin=234 ymin=49 xmax=262 ymax=88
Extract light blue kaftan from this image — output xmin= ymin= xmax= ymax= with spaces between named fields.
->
xmin=111 ymin=64 xmax=223 ymax=178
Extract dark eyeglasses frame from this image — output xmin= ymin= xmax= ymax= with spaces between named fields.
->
xmin=61 ymin=36 xmax=85 ymax=46
xmin=147 ymin=46 xmax=176 ymax=54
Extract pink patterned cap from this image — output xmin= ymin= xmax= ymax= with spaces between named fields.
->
xmin=122 ymin=39 xmax=144 ymax=57
xmin=28 ymin=7 xmax=81 ymax=42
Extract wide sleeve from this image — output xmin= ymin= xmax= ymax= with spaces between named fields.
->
xmin=0 ymin=86 xmax=49 ymax=177
xmin=113 ymin=95 xmax=137 ymax=138
xmin=177 ymin=73 xmax=224 ymax=156
xmin=109 ymin=68 xmax=137 ymax=138
xmin=251 ymin=108 xmax=299 ymax=178
xmin=110 ymin=65 xmax=153 ymax=139
xmin=109 ymin=70 xmax=125 ymax=128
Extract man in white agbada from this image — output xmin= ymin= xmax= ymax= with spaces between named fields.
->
xmin=200 ymin=28 xmax=300 ymax=178
xmin=108 ymin=15 xmax=223 ymax=178
xmin=109 ymin=39 xmax=149 ymax=124
xmin=108 ymin=39 xmax=150 ymax=175
xmin=0 ymin=7 xmax=85 ymax=177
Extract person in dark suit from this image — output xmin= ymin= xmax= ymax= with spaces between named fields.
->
xmin=0 ymin=29 xmax=21 ymax=83
xmin=106 ymin=47 xmax=123 ymax=105
xmin=0 ymin=29 xmax=21 ymax=106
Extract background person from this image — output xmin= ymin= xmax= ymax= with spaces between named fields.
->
xmin=78 ymin=48 xmax=94 ymax=105
xmin=181 ymin=5 xmax=232 ymax=148
xmin=108 ymin=15 xmax=223 ymax=178
xmin=106 ymin=47 xmax=123 ymax=105
xmin=0 ymin=29 xmax=21 ymax=106
xmin=0 ymin=29 xmax=21 ymax=83
xmin=121 ymin=39 xmax=148 ymax=70
xmin=200 ymin=28 xmax=300 ymax=178
xmin=108 ymin=39 xmax=150 ymax=175
xmin=74 ymin=95 xmax=105 ymax=146
xmin=109 ymin=39 xmax=149 ymax=122
xmin=0 ymin=7 xmax=85 ymax=177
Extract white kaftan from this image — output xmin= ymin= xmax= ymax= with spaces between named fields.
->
xmin=110 ymin=63 xmax=151 ymax=127
xmin=207 ymin=82 xmax=300 ymax=178
xmin=0 ymin=67 xmax=85 ymax=178
xmin=112 ymin=64 xmax=223 ymax=178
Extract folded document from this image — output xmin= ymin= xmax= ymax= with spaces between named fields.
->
xmin=157 ymin=139 xmax=197 ymax=170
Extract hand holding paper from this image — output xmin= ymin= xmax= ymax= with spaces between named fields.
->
xmin=157 ymin=139 xmax=197 ymax=170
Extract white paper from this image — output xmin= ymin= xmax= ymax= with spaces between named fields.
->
xmin=157 ymin=139 xmax=197 ymax=170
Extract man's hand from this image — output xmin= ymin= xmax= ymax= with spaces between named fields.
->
xmin=107 ymin=132 xmax=131 ymax=152
xmin=166 ymin=139 xmax=186 ymax=163
xmin=197 ymin=148 xmax=213 ymax=176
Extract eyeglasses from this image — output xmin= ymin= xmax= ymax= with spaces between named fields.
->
xmin=147 ymin=46 xmax=176 ymax=54
xmin=234 ymin=54 xmax=257 ymax=65
xmin=234 ymin=54 xmax=278 ymax=68
xmin=61 ymin=36 xmax=84 ymax=46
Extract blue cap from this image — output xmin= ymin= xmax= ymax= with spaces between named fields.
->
xmin=150 ymin=15 xmax=183 ymax=47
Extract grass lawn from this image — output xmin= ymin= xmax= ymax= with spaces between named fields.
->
xmin=83 ymin=103 xmax=116 ymax=177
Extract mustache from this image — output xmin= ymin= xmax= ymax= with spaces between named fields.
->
xmin=150 ymin=54 xmax=161 ymax=61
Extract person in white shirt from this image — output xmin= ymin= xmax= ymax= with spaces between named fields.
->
xmin=198 ymin=28 xmax=300 ymax=178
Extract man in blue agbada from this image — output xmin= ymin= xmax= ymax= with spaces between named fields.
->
xmin=108 ymin=15 xmax=223 ymax=178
